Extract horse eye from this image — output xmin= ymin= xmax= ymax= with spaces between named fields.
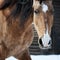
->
xmin=34 ymin=9 xmax=40 ymax=14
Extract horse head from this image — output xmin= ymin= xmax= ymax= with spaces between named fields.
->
xmin=33 ymin=0 xmax=53 ymax=49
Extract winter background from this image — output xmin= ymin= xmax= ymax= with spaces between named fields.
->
xmin=5 ymin=55 xmax=60 ymax=60
xmin=31 ymin=55 xmax=60 ymax=60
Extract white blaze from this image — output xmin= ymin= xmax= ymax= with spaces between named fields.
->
xmin=41 ymin=25 xmax=51 ymax=47
xmin=41 ymin=3 xmax=51 ymax=47
xmin=42 ymin=3 xmax=48 ymax=13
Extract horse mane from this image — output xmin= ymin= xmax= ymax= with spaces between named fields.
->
xmin=0 ymin=0 xmax=33 ymax=26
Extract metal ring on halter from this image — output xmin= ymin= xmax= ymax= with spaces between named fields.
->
xmin=18 ymin=0 xmax=29 ymax=5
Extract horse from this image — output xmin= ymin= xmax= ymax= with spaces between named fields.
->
xmin=0 ymin=0 xmax=53 ymax=60
xmin=33 ymin=0 xmax=54 ymax=49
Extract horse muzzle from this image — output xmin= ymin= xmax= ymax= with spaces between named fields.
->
xmin=38 ymin=33 xmax=52 ymax=50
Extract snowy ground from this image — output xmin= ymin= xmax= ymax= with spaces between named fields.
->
xmin=31 ymin=55 xmax=60 ymax=60
xmin=6 ymin=55 xmax=60 ymax=60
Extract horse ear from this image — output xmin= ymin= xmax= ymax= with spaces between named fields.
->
xmin=33 ymin=0 xmax=39 ymax=5
xmin=0 ymin=0 xmax=4 ymax=8
xmin=45 ymin=0 xmax=53 ymax=10
xmin=33 ymin=0 xmax=40 ymax=8
xmin=33 ymin=0 xmax=35 ymax=6
xmin=46 ymin=0 xmax=52 ymax=6
xmin=0 ymin=0 xmax=4 ymax=5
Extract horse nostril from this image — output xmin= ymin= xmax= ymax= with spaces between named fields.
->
xmin=48 ymin=40 xmax=52 ymax=45
xmin=39 ymin=39 xmax=43 ymax=47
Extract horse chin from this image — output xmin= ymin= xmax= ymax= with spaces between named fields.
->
xmin=38 ymin=44 xmax=52 ymax=50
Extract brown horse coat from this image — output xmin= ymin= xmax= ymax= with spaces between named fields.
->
xmin=0 ymin=0 xmax=33 ymax=60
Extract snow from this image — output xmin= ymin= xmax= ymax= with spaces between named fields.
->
xmin=31 ymin=55 xmax=60 ymax=60
xmin=5 ymin=55 xmax=60 ymax=60
xmin=5 ymin=56 xmax=18 ymax=60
